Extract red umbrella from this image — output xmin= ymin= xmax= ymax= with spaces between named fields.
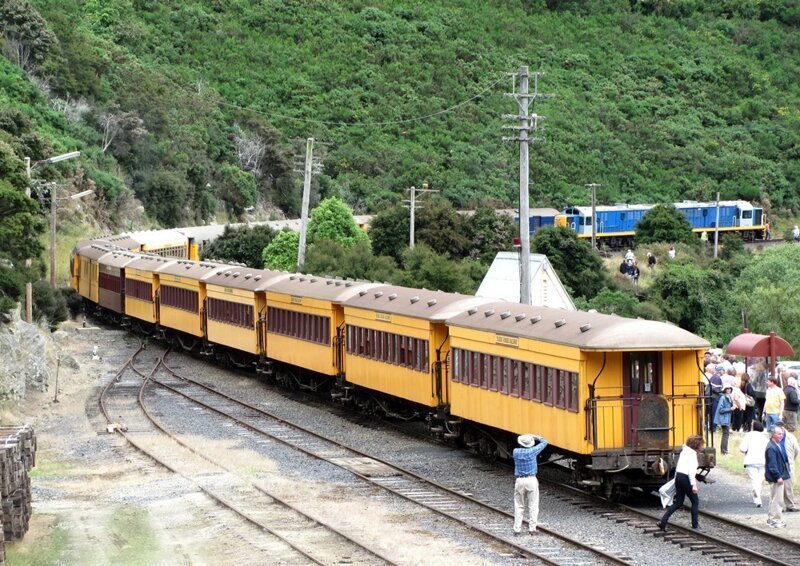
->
xmin=727 ymin=331 xmax=795 ymax=384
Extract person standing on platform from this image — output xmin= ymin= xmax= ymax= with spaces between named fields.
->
xmin=764 ymin=377 xmax=786 ymax=430
xmin=714 ymin=386 xmax=734 ymax=455
xmin=766 ymin=426 xmax=791 ymax=528
xmin=782 ymin=376 xmax=799 ymax=432
xmin=776 ymin=420 xmax=799 ymax=513
xmin=512 ymin=434 xmax=548 ymax=535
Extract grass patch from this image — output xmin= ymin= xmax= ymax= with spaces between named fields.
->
xmin=6 ymin=518 xmax=68 ymax=565
xmin=107 ymin=506 xmax=157 ymax=565
xmin=28 ymin=458 xmax=75 ymax=479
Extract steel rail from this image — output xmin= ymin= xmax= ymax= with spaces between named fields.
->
xmin=157 ymin=353 xmax=631 ymax=565
xmin=101 ymin=347 xmax=387 ymax=566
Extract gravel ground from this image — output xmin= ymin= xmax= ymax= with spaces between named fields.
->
xmin=168 ymin=351 xmax=800 ymax=564
xmin=10 ymin=323 xmax=800 ymax=564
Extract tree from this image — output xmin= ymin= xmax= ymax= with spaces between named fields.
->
xmin=139 ymin=168 xmax=190 ymax=227
xmin=304 ymin=239 xmax=400 ymax=283
xmin=217 ymin=164 xmax=258 ymax=219
xmin=307 ymin=197 xmax=370 ymax=250
xmin=369 ymin=205 xmax=409 ymax=263
xmin=731 ymin=245 xmax=800 ymax=349
xmin=398 ymin=244 xmax=475 ymax=294
xmin=202 ymin=225 xmax=276 ymax=268
xmin=635 ymin=204 xmax=696 ymax=246
xmin=648 ymin=262 xmax=731 ymax=339
xmin=262 ymin=230 xmax=299 ymax=271
xmin=531 ymin=226 xmax=608 ymax=299
xmin=0 ymin=181 xmax=45 ymax=262
xmin=414 ymin=197 xmax=467 ymax=258
xmin=32 ymin=279 xmax=67 ymax=330
xmin=98 ymin=106 xmax=146 ymax=153
xmin=462 ymin=207 xmax=515 ymax=264
xmin=232 ymin=123 xmax=265 ymax=175
xmin=0 ymin=0 xmax=58 ymax=72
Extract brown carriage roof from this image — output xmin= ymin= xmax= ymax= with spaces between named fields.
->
xmin=156 ymin=259 xmax=225 ymax=280
xmin=344 ymin=285 xmax=495 ymax=322
xmin=446 ymin=301 xmax=710 ymax=351
xmin=103 ymin=234 xmax=144 ymax=250
xmin=267 ymin=275 xmax=384 ymax=302
xmin=99 ymin=249 xmax=141 ymax=268
xmin=124 ymin=254 xmax=180 ymax=272
xmin=76 ymin=244 xmax=118 ymax=261
xmin=205 ymin=267 xmax=291 ymax=292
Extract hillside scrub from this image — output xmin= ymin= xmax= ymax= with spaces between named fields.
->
xmin=0 ymin=0 xmax=796 ymax=229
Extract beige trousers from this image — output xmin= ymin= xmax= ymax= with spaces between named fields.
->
xmin=784 ymin=477 xmax=796 ymax=510
xmin=513 ymin=476 xmax=539 ymax=532
xmin=769 ymin=482 xmax=785 ymax=523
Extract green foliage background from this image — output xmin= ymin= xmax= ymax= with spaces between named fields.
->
xmin=4 ymin=0 xmax=799 ymax=228
xmin=4 ymin=0 xmax=800 ymax=350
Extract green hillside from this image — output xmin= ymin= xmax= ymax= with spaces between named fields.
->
xmin=3 ymin=0 xmax=799 ymax=228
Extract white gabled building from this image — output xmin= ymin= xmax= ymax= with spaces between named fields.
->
xmin=476 ymin=252 xmax=576 ymax=310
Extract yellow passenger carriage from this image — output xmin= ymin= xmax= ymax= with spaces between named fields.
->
xmin=96 ymin=250 xmax=140 ymax=316
xmin=341 ymin=286 xmax=491 ymax=414
xmin=264 ymin=276 xmax=381 ymax=380
xmin=122 ymin=255 xmax=175 ymax=326
xmin=72 ymin=243 xmax=113 ymax=305
xmin=203 ymin=267 xmax=289 ymax=364
xmin=154 ymin=260 xmax=223 ymax=347
xmin=445 ymin=301 xmax=713 ymax=497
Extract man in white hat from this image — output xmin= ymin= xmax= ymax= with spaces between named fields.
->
xmin=512 ymin=433 xmax=548 ymax=534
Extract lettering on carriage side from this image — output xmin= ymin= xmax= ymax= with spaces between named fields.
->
xmin=496 ymin=334 xmax=518 ymax=347
xmin=224 ymin=287 xmax=233 ymax=294
xmin=291 ymin=296 xmax=302 ymax=304
xmin=174 ymin=276 xmax=181 ymax=282
xmin=376 ymin=312 xmax=391 ymax=322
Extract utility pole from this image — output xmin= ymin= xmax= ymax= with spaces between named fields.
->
xmin=713 ymin=192 xmax=720 ymax=259
xmin=403 ymin=183 xmax=438 ymax=248
xmin=586 ymin=183 xmax=600 ymax=251
xmin=24 ymin=157 xmax=32 ymax=323
xmin=50 ymin=184 xmax=57 ymax=287
xmin=503 ymin=67 xmax=548 ymax=305
xmin=297 ymin=137 xmax=313 ymax=270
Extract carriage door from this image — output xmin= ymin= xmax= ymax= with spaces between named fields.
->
xmin=622 ymin=352 xmax=665 ymax=448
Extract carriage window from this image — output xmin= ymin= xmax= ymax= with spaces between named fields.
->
xmin=630 ymin=358 xmax=640 ymax=394
xmin=625 ymin=352 xmax=660 ymax=395
xmin=545 ymin=367 xmax=554 ymax=405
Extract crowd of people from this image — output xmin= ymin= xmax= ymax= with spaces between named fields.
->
xmin=701 ymin=349 xmax=800 ymax=528
xmin=618 ymin=248 xmax=676 ymax=286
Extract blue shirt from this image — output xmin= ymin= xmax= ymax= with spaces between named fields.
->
xmin=512 ymin=436 xmax=548 ymax=476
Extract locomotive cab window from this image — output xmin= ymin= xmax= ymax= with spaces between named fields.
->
xmin=742 ymin=210 xmax=752 ymax=219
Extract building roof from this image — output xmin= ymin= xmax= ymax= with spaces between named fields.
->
xmin=476 ymin=252 xmax=576 ymax=310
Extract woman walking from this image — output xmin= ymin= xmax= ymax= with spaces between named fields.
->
xmin=657 ymin=435 xmax=704 ymax=531
xmin=739 ymin=421 xmax=768 ymax=507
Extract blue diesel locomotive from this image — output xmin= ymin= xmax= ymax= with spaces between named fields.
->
xmin=522 ymin=200 xmax=765 ymax=248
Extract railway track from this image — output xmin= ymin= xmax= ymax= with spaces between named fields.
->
xmin=144 ymin=352 xmax=632 ymax=566
xmin=98 ymin=345 xmax=394 ymax=566
xmin=539 ymin=477 xmax=800 ymax=565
